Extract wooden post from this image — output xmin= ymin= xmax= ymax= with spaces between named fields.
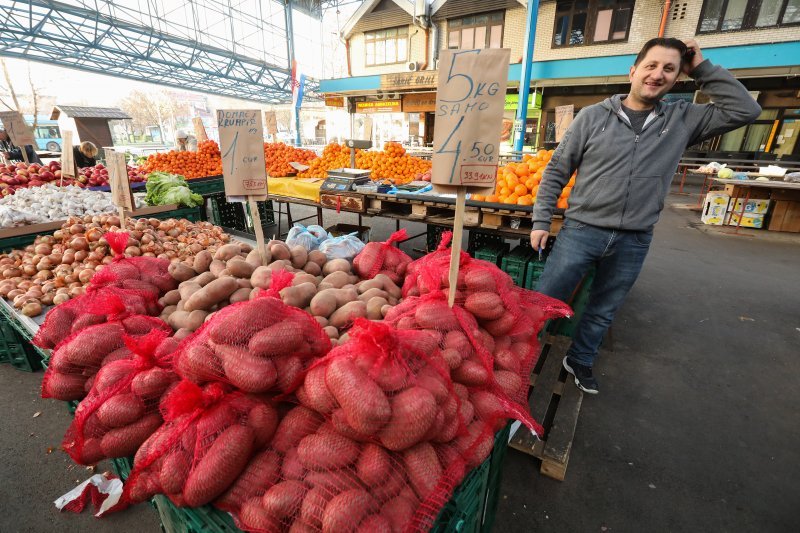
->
xmin=60 ymin=130 xmax=75 ymax=187
xmin=447 ymin=187 xmax=466 ymax=307
xmin=248 ymin=197 xmax=268 ymax=264
xmin=20 ymin=147 xmax=29 ymax=164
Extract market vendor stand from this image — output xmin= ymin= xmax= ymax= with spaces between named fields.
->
xmin=711 ymin=177 xmax=800 ymax=233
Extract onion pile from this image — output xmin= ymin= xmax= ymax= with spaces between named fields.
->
xmin=0 ymin=215 xmax=230 ymax=317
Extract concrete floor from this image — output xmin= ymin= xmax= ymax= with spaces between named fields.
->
xmin=1 ymin=190 xmax=798 ymax=532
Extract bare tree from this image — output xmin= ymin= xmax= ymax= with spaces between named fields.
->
xmin=0 ymin=59 xmax=21 ymax=112
xmin=118 ymin=90 xmax=190 ymax=142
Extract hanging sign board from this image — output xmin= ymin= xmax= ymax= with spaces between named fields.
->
xmin=554 ymin=105 xmax=574 ymax=143
xmin=60 ymin=130 xmax=75 ymax=179
xmin=355 ymin=100 xmax=402 ymax=114
xmin=107 ymin=151 xmax=134 ymax=211
xmin=192 ymin=118 xmax=208 ymax=141
xmin=217 ymin=110 xmax=268 ymax=197
xmin=324 ymin=96 xmax=345 ymax=108
xmin=381 ymin=72 xmax=438 ymax=92
xmin=264 ymin=111 xmax=278 ymax=135
xmin=0 ymin=111 xmax=36 ymax=147
xmin=431 ymin=48 xmax=510 ymax=194
xmin=402 ymin=92 xmax=437 ymax=113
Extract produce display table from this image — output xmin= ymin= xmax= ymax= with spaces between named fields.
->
xmin=710 ymin=178 xmax=800 ymax=233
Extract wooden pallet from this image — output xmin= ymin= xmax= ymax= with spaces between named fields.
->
xmin=367 ymin=195 xmax=481 ymax=226
xmin=509 ymin=334 xmax=583 ymax=481
xmin=480 ymin=209 xmax=564 ymax=236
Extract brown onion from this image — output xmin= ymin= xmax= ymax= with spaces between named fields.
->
xmin=70 ymin=237 xmax=89 ymax=251
xmin=53 ymin=293 xmax=70 ymax=305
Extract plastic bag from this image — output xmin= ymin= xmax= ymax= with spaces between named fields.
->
xmin=318 ymin=233 xmax=366 ymax=261
xmin=173 ymin=271 xmax=331 ymax=394
xmin=286 ymin=224 xmax=329 ymax=250
xmin=353 ymin=229 xmax=412 ymax=284
xmin=123 ymin=381 xmax=279 ymax=508
xmin=62 ymin=330 xmax=180 ymax=465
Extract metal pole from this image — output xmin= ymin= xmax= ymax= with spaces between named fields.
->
xmin=513 ymin=0 xmax=540 ymax=155
xmin=285 ymin=0 xmax=301 ymax=146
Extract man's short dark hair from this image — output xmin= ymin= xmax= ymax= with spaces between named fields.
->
xmin=634 ymin=38 xmax=687 ymax=66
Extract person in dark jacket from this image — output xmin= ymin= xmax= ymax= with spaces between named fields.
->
xmin=530 ymin=38 xmax=760 ymax=394
xmin=73 ymin=141 xmax=98 ymax=168
xmin=0 ymin=128 xmax=43 ymax=164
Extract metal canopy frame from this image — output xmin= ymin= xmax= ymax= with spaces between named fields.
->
xmin=0 ymin=0 xmax=331 ymax=104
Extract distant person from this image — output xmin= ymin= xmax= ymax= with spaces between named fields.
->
xmin=73 ymin=141 xmax=98 ymax=168
xmin=0 ymin=128 xmax=43 ymax=164
xmin=175 ymin=130 xmax=197 ymax=152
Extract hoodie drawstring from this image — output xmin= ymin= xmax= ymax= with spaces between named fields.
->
xmin=601 ymin=107 xmax=613 ymax=132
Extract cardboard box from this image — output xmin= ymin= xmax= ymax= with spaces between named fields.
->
xmin=701 ymin=192 xmax=730 ymax=226
xmin=726 ymin=212 xmax=765 ymax=229
xmin=768 ymin=201 xmax=800 ymax=233
xmin=727 ymin=198 xmax=770 ymax=214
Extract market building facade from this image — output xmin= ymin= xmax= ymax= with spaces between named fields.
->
xmin=321 ymin=0 xmax=800 ymax=160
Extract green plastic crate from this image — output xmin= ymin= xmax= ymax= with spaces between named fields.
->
xmin=187 ymin=176 xmax=225 ymax=196
xmin=550 ymin=267 xmax=596 ymax=338
xmin=501 ymin=245 xmax=534 ymax=287
xmin=255 ymin=200 xmax=276 ymax=227
xmin=482 ymin=424 xmax=512 ymax=533
xmin=209 ymin=193 xmax=249 ymax=232
xmin=473 ymin=242 xmax=510 ymax=266
xmin=144 ymin=206 xmax=204 ymax=223
xmin=467 ymin=231 xmax=506 ymax=256
xmin=0 ymin=319 xmax=41 ymax=372
xmin=524 ymin=257 xmax=547 ymax=291
xmin=427 ymin=224 xmax=449 ymax=252
xmin=0 ymin=232 xmax=39 ymax=253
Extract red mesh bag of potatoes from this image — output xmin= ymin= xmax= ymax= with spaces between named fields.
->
xmin=123 ymin=381 xmax=279 ymax=508
xmin=90 ymin=232 xmax=177 ymax=295
xmin=228 ymin=319 xmax=475 ymax=533
xmin=33 ymin=284 xmax=161 ymax=350
xmin=173 ymin=271 xmax=331 ymax=394
xmin=352 ymin=229 xmax=412 ymax=285
xmin=40 ymin=315 xmax=172 ymax=401
xmin=62 ymin=330 xmax=180 ymax=465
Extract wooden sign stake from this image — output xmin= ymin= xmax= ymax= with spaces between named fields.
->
xmin=447 ymin=187 xmax=467 ymax=307
xmin=248 ymin=197 xmax=269 ymax=265
xmin=20 ymin=147 xmax=29 ymax=165
xmin=60 ymin=130 xmax=75 ymax=188
xmin=118 ymin=205 xmax=127 ymax=229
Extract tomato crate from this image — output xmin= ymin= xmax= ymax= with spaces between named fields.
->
xmin=0 ymin=318 xmax=41 ymax=372
xmin=473 ymin=242 xmax=510 ymax=266
xmin=501 ymin=245 xmax=535 ymax=287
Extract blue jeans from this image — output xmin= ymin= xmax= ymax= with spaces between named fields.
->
xmin=537 ymin=219 xmax=653 ymax=368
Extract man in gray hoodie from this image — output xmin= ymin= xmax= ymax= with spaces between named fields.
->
xmin=530 ymin=38 xmax=760 ymax=394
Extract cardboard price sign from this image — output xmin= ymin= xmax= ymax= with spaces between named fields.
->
xmin=431 ymin=48 xmax=510 ymax=194
xmin=193 ymin=117 xmax=208 ymax=142
xmin=107 ymin=151 xmax=134 ymax=211
xmin=217 ymin=110 xmax=268 ymax=197
xmin=60 ymin=130 xmax=75 ymax=179
xmin=264 ymin=111 xmax=278 ymax=135
xmin=0 ymin=111 xmax=36 ymax=147
xmin=555 ymin=105 xmax=574 ymax=143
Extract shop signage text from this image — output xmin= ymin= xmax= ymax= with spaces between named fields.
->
xmin=504 ymin=92 xmax=542 ymax=111
xmin=380 ymin=72 xmax=438 ymax=91
xmin=355 ymin=100 xmax=402 ymax=113
xmin=402 ymin=92 xmax=437 ymax=113
xmin=325 ymin=96 xmax=345 ymax=107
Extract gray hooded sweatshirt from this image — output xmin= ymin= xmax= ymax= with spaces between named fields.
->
xmin=531 ymin=60 xmax=761 ymax=232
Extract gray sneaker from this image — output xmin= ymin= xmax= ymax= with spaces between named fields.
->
xmin=562 ymin=356 xmax=599 ymax=394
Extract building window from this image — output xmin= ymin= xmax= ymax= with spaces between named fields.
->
xmin=365 ymin=26 xmax=408 ymax=66
xmin=698 ymin=0 xmax=800 ymax=33
xmin=553 ymin=0 xmax=633 ymax=47
xmin=447 ymin=11 xmax=504 ymax=50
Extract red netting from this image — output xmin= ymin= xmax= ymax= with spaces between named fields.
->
xmin=122 ymin=381 xmax=279 ymax=508
xmin=33 ymin=285 xmax=161 ymax=350
xmin=89 ymin=232 xmax=176 ymax=295
xmin=173 ymin=271 xmax=331 ymax=394
xmin=41 ymin=315 xmax=172 ymax=401
xmin=62 ymin=330 xmax=180 ymax=465
xmin=353 ymin=229 xmax=412 ymax=285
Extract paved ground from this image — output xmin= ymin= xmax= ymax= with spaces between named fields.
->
xmin=1 ymin=189 xmax=797 ymax=532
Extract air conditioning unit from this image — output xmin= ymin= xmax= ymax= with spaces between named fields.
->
xmin=407 ymin=61 xmax=420 ymax=72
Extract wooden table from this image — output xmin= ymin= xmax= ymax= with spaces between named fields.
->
xmin=711 ymin=178 xmax=800 ymax=233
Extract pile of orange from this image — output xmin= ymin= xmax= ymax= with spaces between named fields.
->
xmin=297 ymin=142 xmax=432 ymax=185
xmin=472 ymin=150 xmax=575 ymax=208
xmin=264 ymin=142 xmax=317 ymax=177
xmin=142 ymin=140 xmax=223 ymax=178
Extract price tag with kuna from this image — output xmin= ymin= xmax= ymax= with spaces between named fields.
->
xmin=60 ymin=130 xmax=76 ymax=181
xmin=430 ymin=48 xmax=510 ymax=305
xmin=108 ymin=151 xmax=134 ymax=210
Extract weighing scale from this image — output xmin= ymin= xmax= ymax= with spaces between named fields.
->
xmin=320 ymin=139 xmax=373 ymax=192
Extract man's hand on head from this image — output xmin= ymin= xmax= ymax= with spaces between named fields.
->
xmin=682 ymin=39 xmax=704 ymax=76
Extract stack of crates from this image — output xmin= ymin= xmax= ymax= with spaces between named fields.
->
xmin=501 ymin=244 xmax=535 ymax=287
xmin=549 ymin=266 xmax=596 ymax=338
xmin=208 ymin=193 xmax=276 ymax=234
xmin=0 ymin=319 xmax=41 ymax=371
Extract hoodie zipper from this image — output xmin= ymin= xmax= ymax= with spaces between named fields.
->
xmin=620 ymin=133 xmax=640 ymax=226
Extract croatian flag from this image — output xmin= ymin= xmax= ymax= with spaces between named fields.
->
xmin=291 ymin=60 xmax=305 ymax=109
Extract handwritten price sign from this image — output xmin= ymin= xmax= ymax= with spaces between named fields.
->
xmin=431 ymin=48 xmax=510 ymax=193
xmin=217 ymin=109 xmax=268 ymax=197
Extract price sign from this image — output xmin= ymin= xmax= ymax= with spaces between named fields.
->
xmin=107 ymin=151 xmax=134 ymax=211
xmin=0 ymin=111 xmax=36 ymax=147
xmin=193 ymin=117 xmax=208 ymax=141
xmin=60 ymin=130 xmax=75 ymax=179
xmin=431 ymin=48 xmax=510 ymax=194
xmin=217 ymin=109 xmax=268 ymax=197
xmin=264 ymin=111 xmax=278 ymax=136
xmin=555 ymin=105 xmax=574 ymax=143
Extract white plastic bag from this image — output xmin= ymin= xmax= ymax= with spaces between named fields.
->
xmin=285 ymin=224 xmax=328 ymax=250
xmin=318 ymin=232 xmax=366 ymax=261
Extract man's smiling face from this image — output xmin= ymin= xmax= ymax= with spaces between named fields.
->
xmin=629 ymin=46 xmax=682 ymax=106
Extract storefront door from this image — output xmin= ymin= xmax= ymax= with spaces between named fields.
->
xmin=774 ymin=109 xmax=800 ymax=158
